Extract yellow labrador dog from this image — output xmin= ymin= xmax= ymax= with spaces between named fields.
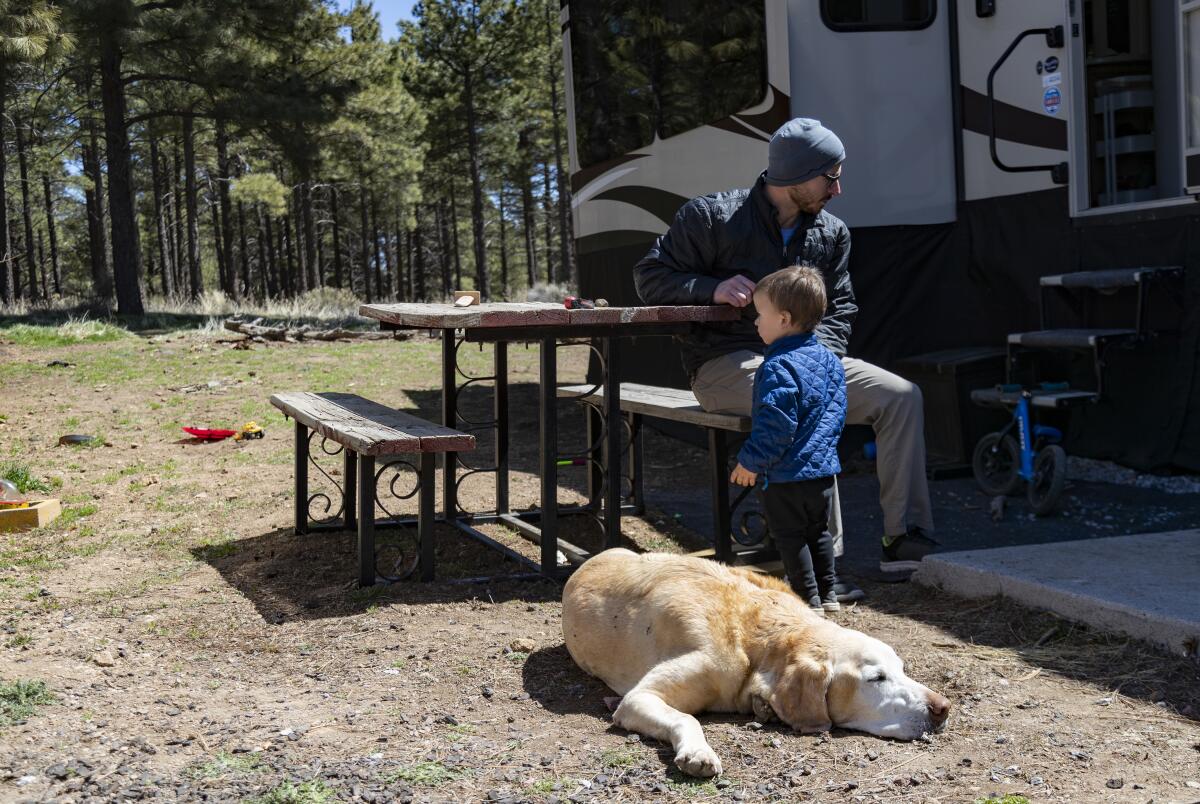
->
xmin=562 ymin=549 xmax=951 ymax=777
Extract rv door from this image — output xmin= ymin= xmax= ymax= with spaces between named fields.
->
xmin=956 ymin=0 xmax=1070 ymax=205
xmin=1184 ymin=2 xmax=1200 ymax=193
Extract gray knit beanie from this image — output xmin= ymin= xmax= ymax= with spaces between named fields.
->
xmin=764 ymin=118 xmax=845 ymax=186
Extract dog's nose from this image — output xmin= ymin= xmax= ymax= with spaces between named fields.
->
xmin=927 ymin=692 xmax=951 ymax=724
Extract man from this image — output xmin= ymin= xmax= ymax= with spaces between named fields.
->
xmin=633 ymin=117 xmax=937 ymax=586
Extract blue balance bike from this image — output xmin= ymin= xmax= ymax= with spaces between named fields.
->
xmin=971 ymin=383 xmax=1071 ymax=515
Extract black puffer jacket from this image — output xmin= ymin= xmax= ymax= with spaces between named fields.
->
xmin=633 ymin=173 xmax=857 ymax=379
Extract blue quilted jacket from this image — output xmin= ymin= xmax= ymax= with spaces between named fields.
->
xmin=736 ymin=332 xmax=846 ymax=484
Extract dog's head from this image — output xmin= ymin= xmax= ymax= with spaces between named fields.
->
xmin=765 ymin=628 xmax=950 ymax=739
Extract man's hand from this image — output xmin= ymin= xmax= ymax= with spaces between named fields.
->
xmin=730 ymin=463 xmax=757 ymax=487
xmin=713 ymin=275 xmax=756 ymax=307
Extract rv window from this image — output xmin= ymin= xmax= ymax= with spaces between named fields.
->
xmin=821 ymin=0 xmax=936 ymax=31
xmin=568 ymin=0 xmax=766 ymax=169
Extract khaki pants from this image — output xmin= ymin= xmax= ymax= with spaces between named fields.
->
xmin=692 ymin=350 xmax=935 ymax=550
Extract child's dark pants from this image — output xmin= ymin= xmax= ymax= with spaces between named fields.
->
xmin=762 ymin=476 xmax=839 ymax=599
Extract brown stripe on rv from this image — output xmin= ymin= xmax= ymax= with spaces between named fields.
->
xmin=960 ymin=86 xmax=1067 ymax=151
xmin=591 ymin=186 xmax=691 ymax=227
xmin=734 ymin=85 xmax=792 ymax=137
xmin=570 ymin=153 xmax=649 ymax=195
xmin=709 ymin=117 xmax=769 ymax=142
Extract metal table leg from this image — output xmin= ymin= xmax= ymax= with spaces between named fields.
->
xmin=539 ymin=336 xmax=558 ymax=577
xmin=442 ymin=328 xmax=457 ymax=521
xmin=294 ymin=421 xmax=308 ymax=535
xmin=602 ymin=337 xmax=621 ymax=549
xmin=495 ymin=341 xmax=509 ymax=514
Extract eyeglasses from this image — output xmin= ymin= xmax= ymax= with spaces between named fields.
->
xmin=823 ymin=169 xmax=842 ymax=188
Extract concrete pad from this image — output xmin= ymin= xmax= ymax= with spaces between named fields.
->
xmin=913 ymin=529 xmax=1200 ymax=658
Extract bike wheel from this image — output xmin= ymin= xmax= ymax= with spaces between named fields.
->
xmin=972 ymin=432 xmax=1020 ymax=497
xmin=1027 ymin=444 xmax=1067 ymax=516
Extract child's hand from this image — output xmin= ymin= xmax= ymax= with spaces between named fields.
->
xmin=730 ymin=463 xmax=757 ymax=487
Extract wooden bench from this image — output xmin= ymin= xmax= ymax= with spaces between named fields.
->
xmin=270 ymin=392 xmax=474 ymax=586
xmin=557 ymin=382 xmax=763 ymax=563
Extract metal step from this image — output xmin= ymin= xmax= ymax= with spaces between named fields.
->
xmin=1040 ymin=265 xmax=1183 ymax=290
xmin=1007 ymin=328 xmax=1136 ymax=349
xmin=971 ymin=387 xmax=1100 ymax=409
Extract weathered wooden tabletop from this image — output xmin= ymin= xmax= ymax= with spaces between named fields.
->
xmin=359 ymin=301 xmax=739 ymax=329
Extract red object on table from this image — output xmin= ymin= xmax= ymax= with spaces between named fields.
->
xmin=182 ymin=426 xmax=238 ymax=441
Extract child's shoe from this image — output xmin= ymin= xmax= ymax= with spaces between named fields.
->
xmin=804 ymin=593 xmax=826 ymax=617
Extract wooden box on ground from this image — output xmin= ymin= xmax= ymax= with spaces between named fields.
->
xmin=0 ymin=499 xmax=62 ymax=533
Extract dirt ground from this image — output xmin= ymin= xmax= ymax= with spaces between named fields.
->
xmin=1 ymin=328 xmax=1198 ymax=804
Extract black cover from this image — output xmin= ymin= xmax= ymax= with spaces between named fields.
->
xmin=578 ymin=188 xmax=1200 ymax=472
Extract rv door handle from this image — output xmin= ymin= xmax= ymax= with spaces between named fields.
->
xmin=986 ymin=26 xmax=1069 ymax=184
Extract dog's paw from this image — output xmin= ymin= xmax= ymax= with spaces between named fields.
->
xmin=674 ymin=744 xmax=722 ymax=778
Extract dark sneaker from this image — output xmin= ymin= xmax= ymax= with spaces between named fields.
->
xmin=820 ymin=588 xmax=841 ymax=613
xmin=880 ymin=528 xmax=939 ymax=572
xmin=805 ymin=593 xmax=826 ymax=617
xmin=833 ymin=580 xmax=866 ymax=603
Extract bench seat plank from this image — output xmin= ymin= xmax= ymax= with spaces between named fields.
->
xmin=271 ymin=392 xmax=474 ymax=455
xmin=558 ymin=383 xmax=751 ymax=432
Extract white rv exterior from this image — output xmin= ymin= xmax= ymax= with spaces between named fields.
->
xmin=563 ymin=0 xmax=1200 ymax=235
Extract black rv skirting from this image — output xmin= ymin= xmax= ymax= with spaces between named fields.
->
xmin=577 ymin=189 xmax=1200 ymax=472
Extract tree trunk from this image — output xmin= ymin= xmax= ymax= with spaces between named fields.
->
xmin=396 ymin=209 xmax=410 ymax=302
xmin=448 ymin=181 xmax=462 ymax=290
xmin=290 ymin=182 xmax=307 ymax=294
xmin=462 ymin=68 xmax=489 ymax=298
xmin=358 ymin=184 xmax=373 ymax=303
xmin=0 ymin=65 xmax=13 ymax=304
xmin=170 ymin=137 xmax=184 ymax=293
xmin=516 ymin=130 xmax=540 ymax=288
xmin=413 ymin=206 xmax=427 ymax=301
xmin=40 ymin=174 xmax=61 ymax=295
xmin=14 ymin=117 xmax=39 ymax=301
xmin=237 ymin=201 xmax=250 ymax=299
xmin=182 ymin=114 xmax=202 ymax=299
xmin=215 ymin=118 xmax=238 ymax=300
xmin=99 ymin=32 xmax=145 ymax=314
xmin=282 ymin=213 xmax=296 ymax=298
xmin=148 ymin=138 xmax=172 ymax=297
xmin=210 ymin=198 xmax=226 ymax=294
xmin=36 ymin=229 xmax=47 ymax=299
xmin=331 ymin=185 xmax=344 ymax=290
xmin=81 ymin=123 xmax=111 ymax=300
xmin=300 ymin=176 xmax=317 ymax=292
xmin=370 ymin=190 xmax=387 ymax=299
xmin=258 ymin=204 xmax=276 ymax=299
xmin=6 ymin=218 xmax=21 ymax=302
xmin=545 ymin=0 xmax=575 ymax=285
xmin=436 ymin=199 xmax=450 ymax=299
xmin=541 ymin=158 xmax=555 ymax=283
xmin=498 ymin=185 xmax=509 ymax=299
xmin=315 ymin=207 xmax=325 ymax=288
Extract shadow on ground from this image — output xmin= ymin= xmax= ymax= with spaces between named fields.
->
xmin=193 ymin=524 xmax=560 ymax=623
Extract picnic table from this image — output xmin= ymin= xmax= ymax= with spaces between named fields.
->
xmin=358 ymin=301 xmax=739 ymax=578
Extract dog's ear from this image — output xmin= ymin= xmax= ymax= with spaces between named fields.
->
xmin=769 ymin=656 xmax=832 ymax=733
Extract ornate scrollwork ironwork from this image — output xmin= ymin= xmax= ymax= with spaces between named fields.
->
xmin=372 ymin=458 xmax=423 ymax=582
xmin=373 ymin=458 xmax=419 ymax=521
xmin=306 ymin=433 xmax=345 ymax=524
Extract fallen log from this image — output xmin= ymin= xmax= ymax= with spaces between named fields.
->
xmin=223 ymin=317 xmax=400 ymax=342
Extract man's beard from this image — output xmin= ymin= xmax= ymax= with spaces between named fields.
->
xmin=789 ymin=187 xmax=832 ymax=215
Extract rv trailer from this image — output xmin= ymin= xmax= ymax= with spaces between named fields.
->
xmin=561 ymin=0 xmax=1200 ymax=471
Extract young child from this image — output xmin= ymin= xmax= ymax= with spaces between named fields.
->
xmin=729 ymin=265 xmax=847 ymax=613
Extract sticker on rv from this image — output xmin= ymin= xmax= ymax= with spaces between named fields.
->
xmin=1044 ymin=56 xmax=1059 ymax=72
xmin=1043 ymin=87 xmax=1061 ymax=115
xmin=1043 ymin=72 xmax=1062 ymax=88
